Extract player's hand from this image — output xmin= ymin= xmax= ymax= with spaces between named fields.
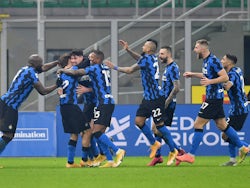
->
xmin=104 ymin=60 xmax=114 ymax=69
xmin=119 ymin=40 xmax=129 ymax=50
xmin=183 ymin=72 xmax=192 ymax=78
xmin=57 ymin=68 xmax=64 ymax=74
xmin=77 ymin=85 xmax=92 ymax=94
xmin=200 ymin=76 xmax=210 ymax=86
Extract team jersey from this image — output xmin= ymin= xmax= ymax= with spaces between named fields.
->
xmin=85 ymin=63 xmax=114 ymax=105
xmin=202 ymin=53 xmax=224 ymax=99
xmin=227 ymin=67 xmax=249 ymax=116
xmin=59 ymin=66 xmax=79 ymax=105
xmin=137 ymin=54 xmax=164 ymax=100
xmin=1 ymin=66 xmax=39 ymax=110
xmin=161 ymin=61 xmax=180 ymax=98
xmin=77 ymin=58 xmax=97 ymax=105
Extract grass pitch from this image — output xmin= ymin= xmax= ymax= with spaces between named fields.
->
xmin=0 ymin=156 xmax=250 ymax=188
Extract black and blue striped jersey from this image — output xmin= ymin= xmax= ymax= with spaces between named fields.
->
xmin=1 ymin=66 xmax=39 ymax=110
xmin=77 ymin=58 xmax=97 ymax=105
xmin=161 ymin=61 xmax=180 ymax=98
xmin=85 ymin=63 xmax=114 ymax=105
xmin=59 ymin=66 xmax=79 ymax=105
xmin=227 ymin=67 xmax=249 ymax=115
xmin=202 ymin=53 xmax=224 ymax=99
xmin=137 ymin=54 xmax=164 ymax=100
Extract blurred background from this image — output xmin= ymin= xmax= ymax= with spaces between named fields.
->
xmin=1 ymin=0 xmax=250 ymax=111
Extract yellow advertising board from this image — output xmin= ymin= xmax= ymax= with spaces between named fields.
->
xmin=191 ymin=85 xmax=250 ymax=104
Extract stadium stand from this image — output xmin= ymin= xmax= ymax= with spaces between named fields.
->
xmin=0 ymin=0 xmax=248 ymax=8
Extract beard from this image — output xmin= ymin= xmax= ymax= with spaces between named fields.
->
xmin=197 ymin=53 xmax=203 ymax=59
xmin=160 ymin=57 xmax=168 ymax=64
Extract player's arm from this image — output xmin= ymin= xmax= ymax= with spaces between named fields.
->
xmin=223 ymin=81 xmax=233 ymax=91
xmin=34 ymin=81 xmax=57 ymax=95
xmin=119 ymin=40 xmax=141 ymax=61
xmin=77 ymin=85 xmax=93 ymax=94
xmin=183 ymin=71 xmax=203 ymax=79
xmin=164 ymin=80 xmax=180 ymax=108
xmin=105 ymin=60 xmax=140 ymax=74
xmin=200 ymin=69 xmax=229 ymax=86
xmin=41 ymin=60 xmax=59 ymax=72
xmin=57 ymin=68 xmax=86 ymax=76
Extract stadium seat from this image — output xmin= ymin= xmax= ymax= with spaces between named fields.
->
xmin=11 ymin=0 xmax=36 ymax=7
xmin=0 ymin=0 xmax=11 ymax=8
xmin=58 ymin=0 xmax=84 ymax=7
xmin=44 ymin=0 xmax=59 ymax=8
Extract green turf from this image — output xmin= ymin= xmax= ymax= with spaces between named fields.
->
xmin=0 ymin=156 xmax=250 ymax=188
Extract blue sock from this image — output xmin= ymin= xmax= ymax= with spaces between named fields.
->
xmin=82 ymin=147 xmax=90 ymax=161
xmin=140 ymin=124 xmax=155 ymax=145
xmin=228 ymin=143 xmax=236 ymax=158
xmin=67 ymin=140 xmax=77 ymax=164
xmin=0 ymin=138 xmax=7 ymax=154
xmin=90 ymin=137 xmax=100 ymax=157
xmin=96 ymin=139 xmax=113 ymax=161
xmin=98 ymin=134 xmax=119 ymax=153
xmin=190 ymin=129 xmax=203 ymax=155
xmin=241 ymin=140 xmax=249 ymax=147
xmin=155 ymin=135 xmax=162 ymax=157
xmin=157 ymin=126 xmax=175 ymax=152
xmin=224 ymin=126 xmax=243 ymax=148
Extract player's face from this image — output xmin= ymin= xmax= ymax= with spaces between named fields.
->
xmin=70 ymin=55 xmax=77 ymax=66
xmin=74 ymin=55 xmax=83 ymax=65
xmin=193 ymin=43 xmax=203 ymax=59
xmin=221 ymin=55 xmax=229 ymax=68
xmin=158 ymin=48 xmax=168 ymax=63
xmin=88 ymin=53 xmax=95 ymax=64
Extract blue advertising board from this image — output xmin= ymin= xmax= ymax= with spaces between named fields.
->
xmin=0 ymin=112 xmax=56 ymax=157
xmin=56 ymin=104 xmax=250 ymax=157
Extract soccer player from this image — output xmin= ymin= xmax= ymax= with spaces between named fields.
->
xmin=0 ymin=54 xmax=58 ymax=156
xmin=57 ymin=50 xmax=125 ymax=168
xmin=57 ymin=53 xmax=92 ymax=168
xmin=176 ymin=39 xmax=249 ymax=164
xmin=147 ymin=46 xmax=185 ymax=166
xmin=220 ymin=54 xmax=249 ymax=166
xmin=105 ymin=39 xmax=178 ymax=164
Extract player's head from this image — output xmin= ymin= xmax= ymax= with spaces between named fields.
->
xmin=194 ymin=39 xmax=209 ymax=59
xmin=58 ymin=53 xmax=71 ymax=68
xmin=159 ymin=46 xmax=172 ymax=64
xmin=28 ymin=54 xmax=43 ymax=73
xmin=91 ymin=50 xmax=104 ymax=64
xmin=70 ymin=49 xmax=84 ymax=65
xmin=221 ymin=54 xmax=237 ymax=69
xmin=143 ymin=39 xmax=158 ymax=54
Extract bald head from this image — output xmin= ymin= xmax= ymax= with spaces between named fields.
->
xmin=28 ymin=54 xmax=43 ymax=73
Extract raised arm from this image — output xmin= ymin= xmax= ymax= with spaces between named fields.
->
xmin=183 ymin=71 xmax=204 ymax=79
xmin=34 ymin=81 xmax=57 ymax=95
xmin=105 ymin=60 xmax=140 ymax=74
xmin=119 ymin=40 xmax=141 ymax=61
xmin=41 ymin=60 xmax=59 ymax=72
xmin=57 ymin=68 xmax=86 ymax=76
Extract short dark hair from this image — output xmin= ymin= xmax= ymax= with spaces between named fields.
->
xmin=92 ymin=49 xmax=104 ymax=61
xmin=70 ymin=49 xmax=83 ymax=57
xmin=147 ymin=39 xmax=158 ymax=50
xmin=161 ymin=46 xmax=172 ymax=54
xmin=58 ymin=53 xmax=70 ymax=68
xmin=226 ymin=54 xmax=237 ymax=64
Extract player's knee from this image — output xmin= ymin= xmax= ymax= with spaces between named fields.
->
xmin=221 ymin=133 xmax=229 ymax=142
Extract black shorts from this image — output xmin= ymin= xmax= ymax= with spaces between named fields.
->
xmin=60 ymin=104 xmax=90 ymax=134
xmin=136 ymin=96 xmax=165 ymax=124
xmin=162 ymin=101 xmax=176 ymax=126
xmin=93 ymin=104 xmax=114 ymax=127
xmin=226 ymin=113 xmax=248 ymax=131
xmin=0 ymin=99 xmax=18 ymax=133
xmin=198 ymin=99 xmax=225 ymax=120
xmin=83 ymin=103 xmax=95 ymax=123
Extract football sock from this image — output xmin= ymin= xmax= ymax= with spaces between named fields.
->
xmin=90 ymin=137 xmax=100 ymax=157
xmin=155 ymin=135 xmax=162 ymax=157
xmin=228 ymin=143 xmax=236 ymax=158
xmin=190 ymin=129 xmax=203 ymax=155
xmin=98 ymin=133 xmax=119 ymax=153
xmin=96 ymin=139 xmax=113 ymax=161
xmin=157 ymin=126 xmax=175 ymax=152
xmin=224 ymin=126 xmax=243 ymax=148
xmin=140 ymin=124 xmax=155 ymax=145
xmin=67 ymin=139 xmax=77 ymax=164
xmin=82 ymin=147 xmax=90 ymax=162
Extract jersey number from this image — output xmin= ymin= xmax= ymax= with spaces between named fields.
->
xmin=102 ymin=70 xmax=111 ymax=87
